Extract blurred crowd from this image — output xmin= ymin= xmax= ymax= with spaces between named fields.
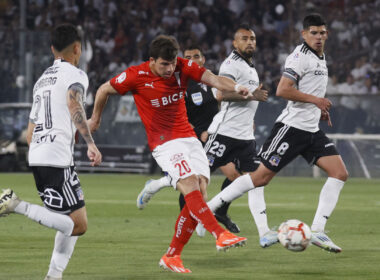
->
xmin=0 ymin=0 xmax=379 ymax=135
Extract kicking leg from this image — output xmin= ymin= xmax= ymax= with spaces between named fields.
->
xmin=137 ymin=176 xmax=171 ymax=209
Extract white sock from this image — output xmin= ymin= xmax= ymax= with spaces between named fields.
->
xmin=207 ymin=174 xmax=254 ymax=212
xmin=248 ymin=187 xmax=270 ymax=237
xmin=47 ymin=231 xmax=78 ymax=278
xmin=147 ymin=176 xmax=171 ymax=193
xmin=14 ymin=201 xmax=74 ymax=236
xmin=311 ymin=177 xmax=345 ymax=232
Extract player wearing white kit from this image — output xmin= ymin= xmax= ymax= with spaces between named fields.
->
xmin=201 ymin=24 xmax=276 ymax=246
xmin=205 ymin=14 xmax=348 ymax=253
xmin=0 ymin=24 xmax=101 ymax=280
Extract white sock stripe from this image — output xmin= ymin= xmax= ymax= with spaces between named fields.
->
xmin=261 ymin=125 xmax=290 ymax=160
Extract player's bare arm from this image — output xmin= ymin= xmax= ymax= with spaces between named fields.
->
xmin=200 ymin=70 xmax=250 ymax=97
xmin=276 ymin=76 xmax=332 ymax=111
xmin=217 ymin=83 xmax=268 ymax=102
xmin=89 ymin=81 xmax=118 ymax=132
xmin=67 ymin=83 xmax=102 ymax=166
xmin=26 ymin=122 xmax=36 ymax=146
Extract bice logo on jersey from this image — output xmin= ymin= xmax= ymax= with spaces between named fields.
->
xmin=150 ymin=91 xmax=185 ymax=107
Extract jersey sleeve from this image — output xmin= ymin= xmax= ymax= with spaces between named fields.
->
xmin=179 ymin=57 xmax=207 ymax=83
xmin=219 ymin=60 xmax=239 ymax=81
xmin=110 ymin=67 xmax=137 ymax=95
xmin=283 ymin=51 xmax=307 ymax=83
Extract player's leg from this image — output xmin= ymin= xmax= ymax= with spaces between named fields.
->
xmin=136 ymin=175 xmax=171 ymax=209
xmin=157 ymin=138 xmax=246 ymax=272
xmin=311 ymin=156 xmax=347 ymax=253
xmin=46 ymin=207 xmax=87 ymax=279
xmin=303 ymin=131 xmax=348 ymax=253
xmin=43 ymin=166 xmax=87 ymax=279
xmin=214 ymin=163 xmax=240 ymax=233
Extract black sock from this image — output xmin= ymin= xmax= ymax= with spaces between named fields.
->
xmin=215 ymin=178 xmax=232 ymax=216
xmin=179 ymin=193 xmax=185 ymax=210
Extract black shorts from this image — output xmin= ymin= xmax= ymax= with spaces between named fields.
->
xmin=259 ymin=122 xmax=339 ymax=172
xmin=204 ymin=133 xmax=260 ymax=173
xmin=31 ymin=166 xmax=85 ymax=214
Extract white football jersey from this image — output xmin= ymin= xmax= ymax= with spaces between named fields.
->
xmin=29 ymin=59 xmax=89 ymax=167
xmin=208 ymin=51 xmax=259 ymax=140
xmin=276 ymin=43 xmax=328 ymax=132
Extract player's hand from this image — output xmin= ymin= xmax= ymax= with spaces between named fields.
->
xmin=200 ymin=131 xmax=209 ymax=143
xmin=315 ymin=97 xmax=332 ymax=111
xmin=87 ymin=118 xmax=100 ymax=133
xmin=87 ymin=143 xmax=102 ymax=166
xmin=235 ymin=84 xmax=250 ymax=98
xmin=251 ymin=84 xmax=268 ymax=101
xmin=321 ymin=110 xmax=333 ymax=127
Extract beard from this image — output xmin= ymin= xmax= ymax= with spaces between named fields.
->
xmin=240 ymin=48 xmax=254 ymax=59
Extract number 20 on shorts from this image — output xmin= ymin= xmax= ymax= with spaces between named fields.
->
xmin=175 ymin=160 xmax=192 ymax=176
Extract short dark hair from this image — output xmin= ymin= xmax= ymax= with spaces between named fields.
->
xmin=235 ymin=23 xmax=251 ymax=34
xmin=51 ymin=24 xmax=81 ymax=52
xmin=149 ymin=35 xmax=179 ymax=60
xmin=184 ymin=45 xmax=203 ymax=56
xmin=303 ymin=14 xmax=326 ymax=30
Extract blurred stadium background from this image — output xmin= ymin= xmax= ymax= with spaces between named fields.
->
xmin=1 ymin=0 xmax=379 ymax=177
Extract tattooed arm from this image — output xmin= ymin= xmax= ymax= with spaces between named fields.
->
xmin=67 ymin=83 xmax=102 ymax=166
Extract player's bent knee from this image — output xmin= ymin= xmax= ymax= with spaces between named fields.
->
xmin=72 ymin=221 xmax=87 ymax=236
xmin=335 ymin=170 xmax=349 ymax=182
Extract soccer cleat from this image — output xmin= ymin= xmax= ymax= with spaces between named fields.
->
xmin=159 ymin=254 xmax=191 ymax=273
xmin=44 ymin=276 xmax=62 ymax=280
xmin=0 ymin=189 xmax=21 ymax=217
xmin=136 ymin=179 xmax=155 ymax=210
xmin=215 ymin=213 xmax=240 ymax=233
xmin=311 ymin=231 xmax=342 ymax=253
xmin=260 ymin=230 xmax=279 ymax=248
xmin=216 ymin=230 xmax=247 ymax=251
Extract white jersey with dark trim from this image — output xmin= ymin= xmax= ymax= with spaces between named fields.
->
xmin=208 ymin=50 xmax=259 ymax=140
xmin=29 ymin=59 xmax=89 ymax=167
xmin=276 ymin=42 xmax=328 ymax=132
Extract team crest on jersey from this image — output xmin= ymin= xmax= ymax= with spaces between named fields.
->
xmin=293 ymin=53 xmax=299 ymax=59
xmin=116 ymin=72 xmax=126 ymax=83
xmin=191 ymin=92 xmax=203 ymax=105
xmin=207 ymin=155 xmax=215 ymax=166
xmin=76 ymin=188 xmax=84 ymax=201
xmin=269 ymin=155 xmax=281 ymax=166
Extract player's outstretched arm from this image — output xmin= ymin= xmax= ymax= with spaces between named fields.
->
xmin=217 ymin=84 xmax=268 ymax=102
xmin=89 ymin=81 xmax=118 ymax=132
xmin=276 ymin=76 xmax=332 ymax=111
xmin=200 ymin=70 xmax=250 ymax=97
xmin=67 ymin=84 xmax=102 ymax=166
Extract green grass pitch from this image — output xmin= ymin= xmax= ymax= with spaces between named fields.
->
xmin=0 ymin=173 xmax=379 ymax=280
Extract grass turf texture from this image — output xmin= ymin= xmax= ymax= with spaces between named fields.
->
xmin=0 ymin=173 xmax=379 ymax=280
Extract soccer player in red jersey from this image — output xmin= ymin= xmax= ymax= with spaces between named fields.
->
xmin=89 ymin=35 xmax=255 ymax=273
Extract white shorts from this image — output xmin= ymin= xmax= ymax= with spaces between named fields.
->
xmin=152 ymin=137 xmax=210 ymax=189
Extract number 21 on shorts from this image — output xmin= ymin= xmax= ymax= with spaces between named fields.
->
xmin=175 ymin=160 xmax=192 ymax=176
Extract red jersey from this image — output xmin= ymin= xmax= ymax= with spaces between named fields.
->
xmin=110 ymin=57 xmax=207 ymax=151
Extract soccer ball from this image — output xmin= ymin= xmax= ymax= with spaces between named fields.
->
xmin=278 ymin=219 xmax=312 ymax=252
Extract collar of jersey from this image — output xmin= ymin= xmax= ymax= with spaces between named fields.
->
xmin=232 ymin=50 xmax=255 ymax=68
xmin=302 ymin=42 xmax=325 ymax=60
